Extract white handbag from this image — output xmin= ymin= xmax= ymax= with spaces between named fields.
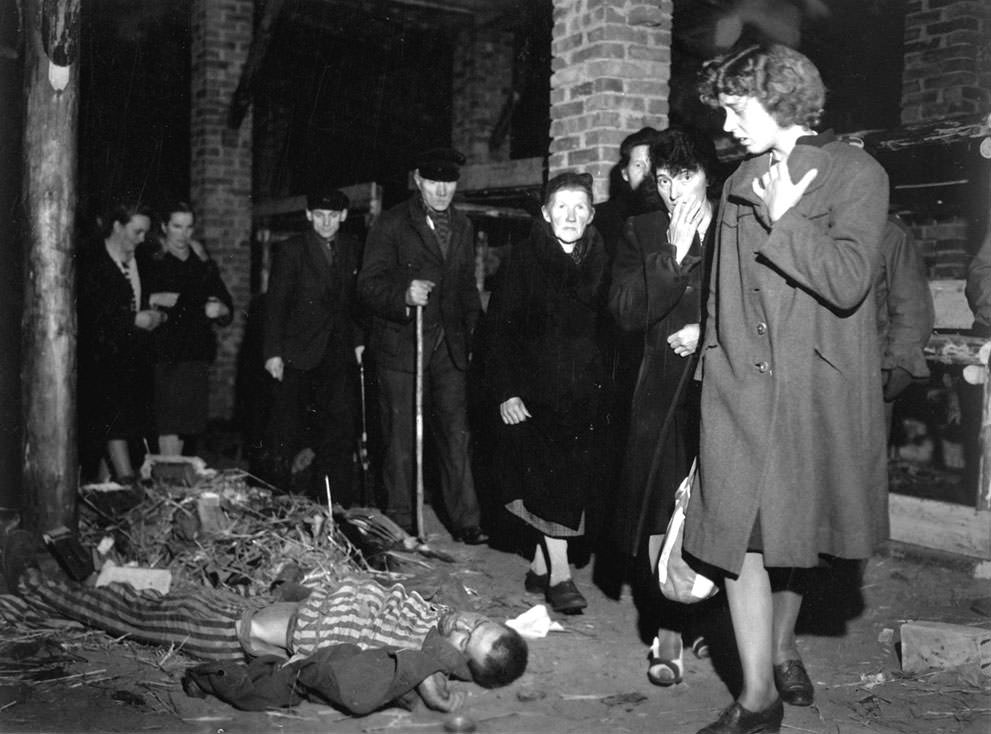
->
xmin=656 ymin=459 xmax=719 ymax=603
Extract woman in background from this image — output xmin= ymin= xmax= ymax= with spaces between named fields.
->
xmin=146 ymin=202 xmax=233 ymax=456
xmin=78 ymin=201 xmax=164 ymax=482
xmin=609 ymin=127 xmax=722 ymax=686
xmin=486 ymin=172 xmax=609 ymax=614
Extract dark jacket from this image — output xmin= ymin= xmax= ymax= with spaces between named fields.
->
xmin=264 ymin=230 xmax=363 ymax=370
xmin=357 ymin=196 xmax=481 ymax=373
xmin=183 ymin=632 xmax=471 ymax=715
xmin=146 ymin=250 xmax=234 ymax=363
xmin=684 ymin=133 xmax=890 ymax=575
xmin=608 ymin=207 xmax=713 ymax=555
xmin=485 ymin=219 xmax=609 ymax=530
xmin=966 ymin=226 xmax=991 ymax=335
xmin=875 ymin=215 xmax=934 ymax=379
xmin=78 ymin=245 xmax=153 ymax=371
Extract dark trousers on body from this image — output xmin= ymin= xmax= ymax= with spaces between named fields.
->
xmin=266 ymin=342 xmax=357 ymax=505
xmin=376 ymin=333 xmax=480 ymax=533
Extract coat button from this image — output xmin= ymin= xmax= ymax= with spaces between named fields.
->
xmin=756 ymin=321 xmax=767 ymax=335
xmin=756 ymin=361 xmax=769 ymax=373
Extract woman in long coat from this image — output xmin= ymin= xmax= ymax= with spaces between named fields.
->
xmin=609 ymin=127 xmax=721 ymax=686
xmin=685 ymin=45 xmax=889 ymax=734
xmin=486 ymin=172 xmax=608 ymax=614
xmin=78 ymin=202 xmax=165 ymax=482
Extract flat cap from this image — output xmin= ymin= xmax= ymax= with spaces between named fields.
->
xmin=306 ymin=187 xmax=349 ymax=212
xmin=414 ymin=147 xmax=466 ymax=182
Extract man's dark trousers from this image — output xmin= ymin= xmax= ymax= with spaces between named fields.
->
xmin=266 ymin=337 xmax=357 ymax=505
xmin=376 ymin=327 xmax=479 ymax=533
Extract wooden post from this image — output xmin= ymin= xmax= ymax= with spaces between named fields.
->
xmin=0 ymin=0 xmax=24 ymax=526
xmin=21 ymin=0 xmax=80 ymax=532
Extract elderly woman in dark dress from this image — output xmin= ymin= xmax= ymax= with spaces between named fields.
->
xmin=609 ymin=127 xmax=722 ymax=686
xmin=485 ymin=172 xmax=609 ymax=614
xmin=146 ymin=202 xmax=233 ymax=456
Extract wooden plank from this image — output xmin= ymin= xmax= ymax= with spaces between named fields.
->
xmin=889 ymin=493 xmax=991 ymax=560
xmin=253 ymin=182 xmax=382 ymax=218
xmin=457 ymin=156 xmax=543 ymax=193
xmin=900 ymin=621 xmax=991 ymax=676
xmin=924 ymin=333 xmax=988 ymax=366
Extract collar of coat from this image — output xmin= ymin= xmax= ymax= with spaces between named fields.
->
xmin=403 ymin=195 xmax=469 ymax=261
xmin=727 ymin=129 xmax=838 ymax=224
xmin=528 ymin=218 xmax=607 ymax=307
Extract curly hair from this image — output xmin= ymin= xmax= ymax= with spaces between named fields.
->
xmin=698 ymin=44 xmax=825 ymax=129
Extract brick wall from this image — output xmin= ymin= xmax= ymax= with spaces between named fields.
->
xmin=901 ymin=0 xmax=991 ymax=125
xmin=453 ymin=27 xmax=515 ymax=164
xmin=900 ymin=0 xmax=989 ymax=277
xmin=549 ymin=0 xmax=673 ymax=202
xmin=191 ymin=0 xmax=253 ymax=420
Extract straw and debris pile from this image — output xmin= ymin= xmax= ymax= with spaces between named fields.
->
xmin=77 ymin=468 xmax=372 ymax=596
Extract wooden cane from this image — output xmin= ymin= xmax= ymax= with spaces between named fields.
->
xmin=415 ymin=305 xmax=425 ymax=540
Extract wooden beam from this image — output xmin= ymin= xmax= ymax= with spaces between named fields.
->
xmin=227 ymin=0 xmax=286 ymax=130
xmin=900 ymin=621 xmax=991 ymax=676
xmin=889 ymin=493 xmax=991 ymax=560
xmin=253 ymin=181 xmax=383 ymax=218
xmin=22 ymin=0 xmax=79 ymax=533
xmin=457 ymin=156 xmax=544 ymax=193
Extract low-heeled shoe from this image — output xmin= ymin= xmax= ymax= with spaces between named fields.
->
xmin=773 ymin=659 xmax=814 ymax=706
xmin=524 ymin=570 xmax=548 ymax=594
xmin=697 ymin=698 xmax=784 ymax=734
xmin=453 ymin=526 xmax=489 ymax=545
xmin=545 ymin=578 xmax=587 ymax=614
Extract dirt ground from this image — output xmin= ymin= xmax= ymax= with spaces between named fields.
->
xmin=1 ymin=497 xmax=989 ymax=734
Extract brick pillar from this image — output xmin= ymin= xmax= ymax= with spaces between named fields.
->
xmin=549 ymin=0 xmax=673 ymax=202
xmin=901 ymin=0 xmax=991 ymax=125
xmin=452 ymin=27 xmax=516 ymax=164
xmin=191 ymin=0 xmax=253 ymax=420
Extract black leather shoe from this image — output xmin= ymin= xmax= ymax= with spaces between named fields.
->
xmin=697 ymin=698 xmax=784 ymax=734
xmin=773 ymin=659 xmax=814 ymax=706
xmin=545 ymin=578 xmax=587 ymax=614
xmin=454 ymin=526 xmax=489 ymax=545
xmin=524 ymin=570 xmax=548 ymax=594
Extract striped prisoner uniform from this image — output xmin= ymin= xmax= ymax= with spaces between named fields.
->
xmin=8 ymin=571 xmax=447 ymax=662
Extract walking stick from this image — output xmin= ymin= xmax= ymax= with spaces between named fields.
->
xmin=357 ymin=351 xmax=371 ymax=505
xmin=415 ymin=305 xmax=425 ymax=540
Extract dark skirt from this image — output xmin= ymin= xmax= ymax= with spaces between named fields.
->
xmin=154 ymin=361 xmax=210 ymax=435
xmin=498 ymin=410 xmax=601 ymax=536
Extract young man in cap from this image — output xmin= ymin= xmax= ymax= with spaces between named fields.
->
xmin=357 ymin=148 xmax=487 ymax=544
xmin=263 ymin=187 xmax=364 ymax=504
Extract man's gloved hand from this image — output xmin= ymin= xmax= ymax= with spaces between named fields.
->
xmin=883 ymin=367 xmax=914 ymax=402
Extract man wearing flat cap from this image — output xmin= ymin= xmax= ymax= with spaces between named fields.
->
xmin=358 ymin=148 xmax=487 ymax=544
xmin=263 ymin=187 xmax=364 ymax=504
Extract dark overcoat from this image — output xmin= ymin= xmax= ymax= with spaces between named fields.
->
xmin=683 ymin=134 xmax=890 ymax=576
xmin=77 ymin=245 xmax=155 ymax=442
xmin=608 ymin=208 xmax=712 ymax=556
xmin=147 ymin=250 xmax=234 ymax=364
xmin=357 ymin=197 xmax=480 ymax=373
xmin=485 ymin=220 xmax=609 ymax=530
xmin=264 ymin=230 xmax=363 ymax=370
